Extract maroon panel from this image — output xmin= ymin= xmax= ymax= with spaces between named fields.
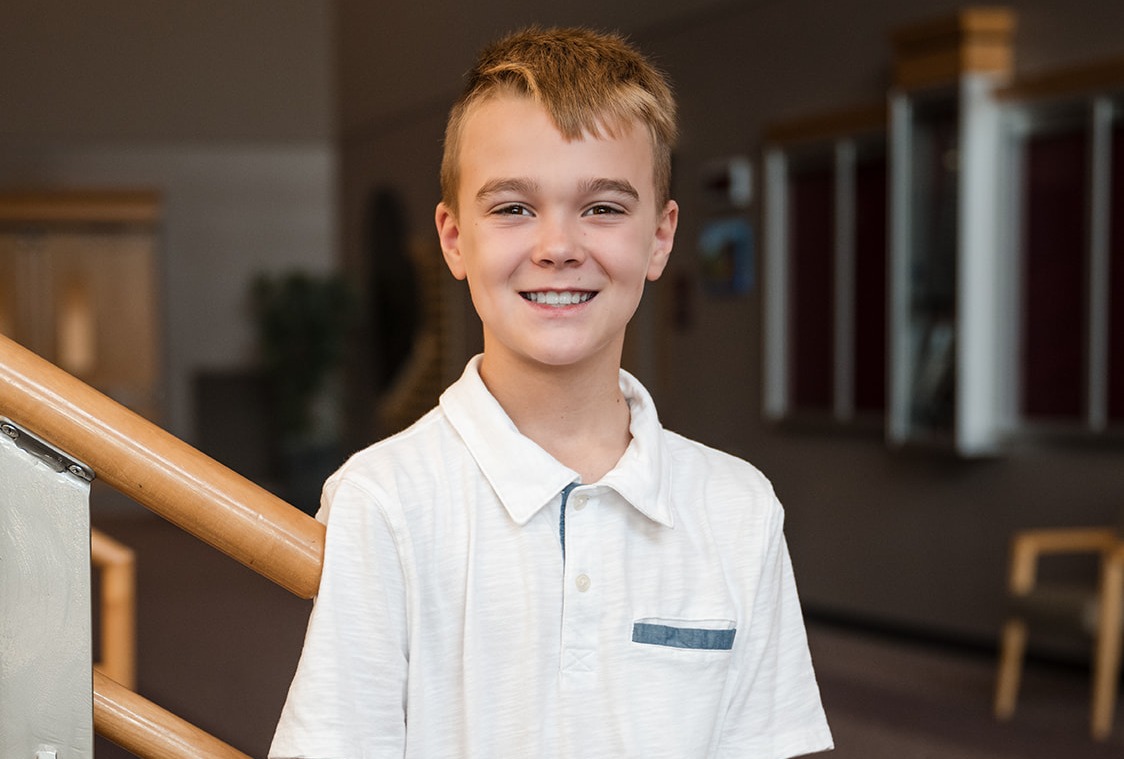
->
xmin=789 ymin=163 xmax=835 ymax=411
xmin=1022 ymin=130 xmax=1087 ymax=419
xmin=854 ymin=153 xmax=888 ymax=413
xmin=1109 ymin=124 xmax=1124 ymax=422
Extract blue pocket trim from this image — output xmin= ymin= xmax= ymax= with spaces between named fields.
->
xmin=632 ymin=622 xmax=736 ymax=650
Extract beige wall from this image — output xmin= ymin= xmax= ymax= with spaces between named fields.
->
xmin=0 ymin=0 xmax=332 ymax=142
xmin=0 ymin=1 xmax=337 ymax=441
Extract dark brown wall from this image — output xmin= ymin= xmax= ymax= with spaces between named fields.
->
xmin=336 ymin=0 xmax=1124 ymax=649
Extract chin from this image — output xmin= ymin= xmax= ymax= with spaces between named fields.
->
xmin=525 ymin=344 xmax=619 ymax=370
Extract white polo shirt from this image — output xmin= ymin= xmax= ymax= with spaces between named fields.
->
xmin=270 ymin=357 xmax=832 ymax=759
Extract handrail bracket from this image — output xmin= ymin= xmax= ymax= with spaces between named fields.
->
xmin=0 ymin=418 xmax=95 ymax=482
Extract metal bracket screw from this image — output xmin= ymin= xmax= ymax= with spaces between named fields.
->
xmin=0 ymin=418 xmax=95 ymax=482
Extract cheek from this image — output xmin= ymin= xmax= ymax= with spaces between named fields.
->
xmin=615 ymin=234 xmax=660 ymax=283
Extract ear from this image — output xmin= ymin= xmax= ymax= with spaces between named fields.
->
xmin=646 ymin=200 xmax=679 ymax=281
xmin=435 ymin=202 xmax=467 ymax=280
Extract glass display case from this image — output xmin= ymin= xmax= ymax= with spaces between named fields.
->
xmin=762 ymin=105 xmax=887 ymax=426
xmin=762 ymin=8 xmax=1124 ymax=451
xmin=1001 ymin=92 xmax=1124 ymax=435
xmin=886 ymin=9 xmax=1015 ymax=455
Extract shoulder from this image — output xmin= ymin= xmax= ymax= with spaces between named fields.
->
xmin=317 ymin=405 xmax=458 ymax=523
xmin=663 ymin=429 xmax=778 ymax=501
xmin=661 ymin=429 xmax=784 ymax=534
xmin=622 ymin=370 xmax=778 ymax=511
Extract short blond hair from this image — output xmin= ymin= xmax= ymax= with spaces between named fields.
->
xmin=440 ymin=26 xmax=678 ymax=212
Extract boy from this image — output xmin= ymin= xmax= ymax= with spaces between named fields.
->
xmin=271 ymin=26 xmax=832 ymax=759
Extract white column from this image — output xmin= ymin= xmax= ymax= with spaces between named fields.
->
xmin=763 ymin=147 xmax=790 ymax=421
xmin=887 ymin=92 xmax=914 ymax=445
xmin=956 ymin=74 xmax=1004 ymax=456
xmin=834 ymin=140 xmax=857 ymax=422
xmin=1087 ymin=98 xmax=1114 ymax=432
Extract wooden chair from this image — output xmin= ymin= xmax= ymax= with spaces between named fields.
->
xmin=994 ymin=526 xmax=1124 ymax=740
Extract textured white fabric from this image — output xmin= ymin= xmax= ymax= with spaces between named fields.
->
xmin=270 ymin=356 xmax=832 ymax=759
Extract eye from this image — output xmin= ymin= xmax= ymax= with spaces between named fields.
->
xmin=583 ymin=204 xmax=625 ymax=217
xmin=493 ymin=203 xmax=533 ymax=217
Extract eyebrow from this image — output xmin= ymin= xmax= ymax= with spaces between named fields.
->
xmin=580 ymin=177 xmax=640 ymax=201
xmin=474 ymin=176 xmax=641 ymax=204
xmin=475 ymin=178 xmax=539 ymax=203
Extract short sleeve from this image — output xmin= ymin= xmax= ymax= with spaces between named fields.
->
xmin=269 ymin=477 xmax=411 ymax=759
xmin=716 ymin=502 xmax=833 ymax=758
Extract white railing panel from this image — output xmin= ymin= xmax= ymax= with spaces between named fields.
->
xmin=0 ymin=422 xmax=93 ymax=759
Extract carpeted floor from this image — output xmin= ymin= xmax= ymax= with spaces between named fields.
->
xmin=811 ymin=624 xmax=1124 ymax=758
xmin=90 ymin=510 xmax=1124 ymax=758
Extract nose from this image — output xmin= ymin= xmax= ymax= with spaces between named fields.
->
xmin=532 ymin=214 xmax=585 ymax=268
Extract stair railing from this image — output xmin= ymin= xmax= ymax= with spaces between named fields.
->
xmin=0 ymin=332 xmax=325 ymax=757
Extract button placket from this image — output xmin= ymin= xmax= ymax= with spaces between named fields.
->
xmin=560 ymin=488 xmax=601 ymax=678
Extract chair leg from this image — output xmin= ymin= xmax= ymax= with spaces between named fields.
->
xmin=1092 ymin=561 xmax=1124 ymax=740
xmin=995 ymin=617 xmax=1027 ymax=720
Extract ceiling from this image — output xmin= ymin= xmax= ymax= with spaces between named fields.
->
xmin=0 ymin=0 xmax=765 ymax=142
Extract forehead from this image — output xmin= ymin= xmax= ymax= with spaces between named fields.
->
xmin=455 ymin=94 xmax=657 ymax=193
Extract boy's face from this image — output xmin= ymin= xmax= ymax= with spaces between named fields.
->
xmin=435 ymin=94 xmax=678 ymax=377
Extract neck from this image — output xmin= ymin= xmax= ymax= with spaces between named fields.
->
xmin=479 ymin=351 xmax=632 ymax=484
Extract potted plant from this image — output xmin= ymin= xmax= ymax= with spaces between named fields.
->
xmin=251 ymin=270 xmax=353 ymax=513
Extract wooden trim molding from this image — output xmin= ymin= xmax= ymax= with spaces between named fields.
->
xmin=0 ymin=189 xmax=162 ymax=226
xmin=763 ymin=102 xmax=888 ymax=147
xmin=998 ymin=55 xmax=1124 ymax=102
xmin=891 ymin=7 xmax=1017 ymax=90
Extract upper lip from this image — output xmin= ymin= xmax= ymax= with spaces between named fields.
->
xmin=521 ymin=288 xmax=594 ymax=293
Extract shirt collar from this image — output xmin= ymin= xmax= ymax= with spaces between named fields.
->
xmin=439 ymin=356 xmax=674 ymax=528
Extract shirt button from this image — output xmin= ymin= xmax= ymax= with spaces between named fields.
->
xmin=573 ymin=494 xmax=588 ymax=511
xmin=575 ymin=574 xmax=592 ymax=592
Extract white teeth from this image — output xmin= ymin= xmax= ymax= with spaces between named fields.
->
xmin=523 ymin=291 xmax=593 ymax=306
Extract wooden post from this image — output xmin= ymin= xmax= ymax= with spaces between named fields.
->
xmin=91 ymin=528 xmax=137 ymax=690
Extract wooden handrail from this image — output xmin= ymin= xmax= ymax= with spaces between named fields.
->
xmin=94 ymin=671 xmax=251 ymax=759
xmin=1 ymin=331 xmax=326 ymax=756
xmin=92 ymin=527 xmax=137 ymax=689
xmin=0 ymin=332 xmax=324 ymax=598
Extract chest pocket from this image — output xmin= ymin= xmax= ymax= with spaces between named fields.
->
xmin=632 ymin=619 xmax=736 ymax=650
xmin=621 ymin=616 xmax=737 ymax=754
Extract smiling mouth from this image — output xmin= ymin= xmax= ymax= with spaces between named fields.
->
xmin=521 ymin=290 xmax=596 ymax=306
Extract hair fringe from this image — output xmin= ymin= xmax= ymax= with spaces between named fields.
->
xmin=441 ymin=27 xmax=678 ymax=211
